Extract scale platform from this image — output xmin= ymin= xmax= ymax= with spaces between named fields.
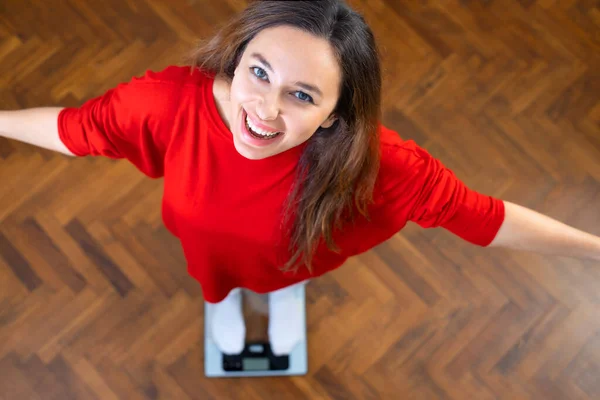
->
xmin=204 ymin=284 xmax=308 ymax=377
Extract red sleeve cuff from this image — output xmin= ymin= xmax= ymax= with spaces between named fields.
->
xmin=57 ymin=107 xmax=88 ymax=157
xmin=442 ymin=197 xmax=506 ymax=247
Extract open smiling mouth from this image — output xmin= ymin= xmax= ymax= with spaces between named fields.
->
xmin=244 ymin=112 xmax=283 ymax=140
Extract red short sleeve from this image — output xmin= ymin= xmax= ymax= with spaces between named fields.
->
xmin=373 ymin=136 xmax=505 ymax=247
xmin=57 ymin=67 xmax=183 ymax=178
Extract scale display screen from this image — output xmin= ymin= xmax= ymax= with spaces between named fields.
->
xmin=243 ymin=357 xmax=270 ymax=371
xmin=222 ymin=342 xmax=289 ymax=371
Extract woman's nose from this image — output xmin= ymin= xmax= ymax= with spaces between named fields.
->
xmin=256 ymin=92 xmax=280 ymax=121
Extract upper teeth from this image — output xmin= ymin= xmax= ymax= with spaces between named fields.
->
xmin=246 ymin=115 xmax=280 ymax=136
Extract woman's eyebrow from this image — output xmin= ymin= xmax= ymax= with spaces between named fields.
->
xmin=250 ymin=52 xmax=323 ymax=97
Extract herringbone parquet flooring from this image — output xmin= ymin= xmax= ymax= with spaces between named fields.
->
xmin=1 ymin=0 xmax=600 ymax=399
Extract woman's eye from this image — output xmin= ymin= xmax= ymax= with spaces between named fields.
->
xmin=251 ymin=66 xmax=268 ymax=80
xmin=294 ymin=91 xmax=313 ymax=103
xmin=250 ymin=66 xmax=313 ymax=104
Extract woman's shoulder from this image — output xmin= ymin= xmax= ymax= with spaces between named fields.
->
xmin=107 ymin=65 xmax=218 ymax=117
xmin=378 ymin=123 xmax=430 ymax=168
xmin=374 ymin=122 xmax=450 ymax=193
xmin=127 ymin=65 xmax=215 ymax=89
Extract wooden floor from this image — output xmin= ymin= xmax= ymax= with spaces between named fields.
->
xmin=1 ymin=0 xmax=600 ymax=398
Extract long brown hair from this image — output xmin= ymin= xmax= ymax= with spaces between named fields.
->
xmin=185 ymin=0 xmax=382 ymax=274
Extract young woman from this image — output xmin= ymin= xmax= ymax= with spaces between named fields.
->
xmin=2 ymin=0 xmax=600 ymax=357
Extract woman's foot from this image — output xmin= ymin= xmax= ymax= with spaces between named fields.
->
xmin=210 ymin=288 xmax=246 ymax=354
xmin=268 ymin=283 xmax=306 ymax=355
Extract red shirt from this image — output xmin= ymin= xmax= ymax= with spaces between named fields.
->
xmin=58 ymin=66 xmax=505 ymax=303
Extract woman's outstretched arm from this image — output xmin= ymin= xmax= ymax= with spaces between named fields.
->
xmin=0 ymin=108 xmax=75 ymax=156
xmin=489 ymin=201 xmax=600 ymax=262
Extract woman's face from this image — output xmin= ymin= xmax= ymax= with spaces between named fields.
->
xmin=227 ymin=25 xmax=342 ymax=160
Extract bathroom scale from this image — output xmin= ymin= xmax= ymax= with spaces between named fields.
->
xmin=204 ymin=284 xmax=308 ymax=377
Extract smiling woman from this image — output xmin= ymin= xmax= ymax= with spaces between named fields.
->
xmin=186 ymin=1 xmax=383 ymax=279
xmin=2 ymin=0 xmax=600 ymax=359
